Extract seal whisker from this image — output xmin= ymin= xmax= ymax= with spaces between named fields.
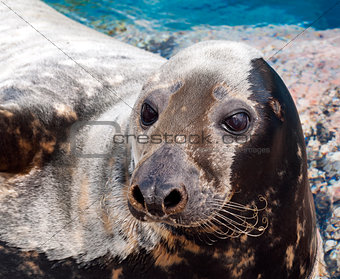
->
xmin=208 ymin=201 xmax=256 ymax=212
xmin=207 ymin=201 xmax=258 ymax=215
xmin=194 ymin=224 xmax=208 ymax=244
xmin=208 ymin=195 xmax=268 ymax=212
xmin=195 ymin=214 xmax=234 ymax=241
xmin=200 ymin=217 xmax=238 ymax=240
xmin=198 ymin=222 xmax=218 ymax=244
xmin=211 ymin=213 xmax=257 ymax=235
xmin=214 ymin=212 xmax=259 ymax=233
xmin=208 ymin=214 xmax=250 ymax=235
xmin=213 ymin=207 xmax=259 ymax=220
xmin=203 ymin=219 xmax=236 ymax=239
xmin=214 ymin=210 xmax=259 ymax=229
xmin=206 ymin=201 xmax=260 ymax=221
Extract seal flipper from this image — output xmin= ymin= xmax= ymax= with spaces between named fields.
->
xmin=0 ymin=102 xmax=77 ymax=173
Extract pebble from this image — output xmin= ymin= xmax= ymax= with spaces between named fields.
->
xmin=325 ymin=240 xmax=338 ymax=252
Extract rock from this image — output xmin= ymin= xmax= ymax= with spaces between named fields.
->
xmin=325 ymin=240 xmax=337 ymax=252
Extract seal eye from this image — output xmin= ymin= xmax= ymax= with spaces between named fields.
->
xmin=141 ymin=102 xmax=158 ymax=127
xmin=222 ymin=112 xmax=249 ymax=134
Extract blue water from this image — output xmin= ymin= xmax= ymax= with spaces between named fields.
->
xmin=44 ymin=0 xmax=340 ymax=31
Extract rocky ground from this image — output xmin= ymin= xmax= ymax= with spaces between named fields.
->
xmin=111 ymin=25 xmax=340 ymax=278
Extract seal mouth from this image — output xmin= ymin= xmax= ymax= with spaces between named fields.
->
xmin=127 ymin=199 xmax=188 ymax=226
xmin=128 ymin=194 xmax=269 ymax=239
xmin=145 ymin=213 xmax=179 ymax=225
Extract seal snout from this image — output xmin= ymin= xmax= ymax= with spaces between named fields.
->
xmin=129 ymin=182 xmax=188 ymax=218
xmin=127 ymin=146 xmax=197 ymax=223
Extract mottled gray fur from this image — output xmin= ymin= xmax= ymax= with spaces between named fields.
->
xmin=0 ymin=0 xmax=164 ymax=263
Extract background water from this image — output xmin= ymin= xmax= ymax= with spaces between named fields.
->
xmin=44 ymin=0 xmax=340 ymax=33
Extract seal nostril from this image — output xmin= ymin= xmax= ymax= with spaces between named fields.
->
xmin=164 ymin=189 xmax=182 ymax=208
xmin=132 ymin=185 xmax=145 ymax=208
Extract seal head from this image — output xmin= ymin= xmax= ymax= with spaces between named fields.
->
xmin=126 ymin=41 xmax=317 ymax=278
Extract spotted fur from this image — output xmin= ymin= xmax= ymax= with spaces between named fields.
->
xmin=0 ymin=1 xmax=323 ymax=278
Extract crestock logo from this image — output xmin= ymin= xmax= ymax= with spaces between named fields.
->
xmin=69 ymin=121 xmax=270 ymax=158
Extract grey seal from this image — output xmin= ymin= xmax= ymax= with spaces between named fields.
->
xmin=0 ymin=1 xmax=325 ymax=278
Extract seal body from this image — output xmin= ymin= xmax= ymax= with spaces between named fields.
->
xmin=125 ymin=41 xmax=319 ymax=279
xmin=0 ymin=1 xmax=321 ymax=278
